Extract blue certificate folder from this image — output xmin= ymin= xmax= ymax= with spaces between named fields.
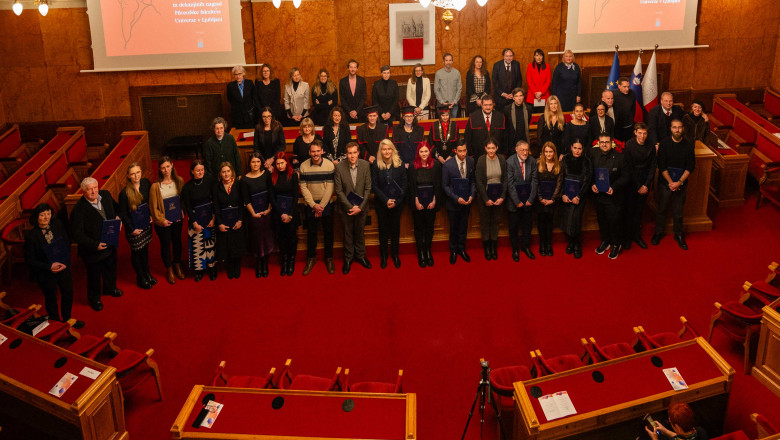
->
xmin=220 ymin=206 xmax=240 ymax=228
xmin=100 ymin=219 xmax=121 ymax=247
xmin=667 ymin=167 xmax=684 ymax=183
xmin=595 ymin=168 xmax=610 ymax=193
xmin=514 ymin=183 xmax=531 ymax=203
xmin=193 ymin=203 xmax=213 ymax=227
xmin=564 ymin=178 xmax=580 ymax=200
xmin=250 ymin=191 xmax=269 ymax=213
xmin=163 ymin=195 xmax=182 ymax=222
xmin=276 ymin=196 xmax=293 ymax=215
xmin=417 ymin=185 xmax=434 ymax=206
xmin=44 ymin=238 xmax=70 ymax=265
xmin=347 ymin=191 xmax=364 ymax=206
xmin=385 ymin=179 xmax=403 ymax=200
xmin=452 ymin=178 xmax=470 ymax=199
xmin=131 ymin=203 xmax=151 ymax=230
xmin=539 ymin=180 xmax=556 ymax=200
xmin=486 ymin=183 xmax=503 ymax=202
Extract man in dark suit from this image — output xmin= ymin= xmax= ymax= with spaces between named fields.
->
xmin=442 ymin=139 xmax=476 ymax=264
xmin=492 ymin=48 xmax=522 ymax=109
xmin=503 ymin=88 xmax=532 ymax=153
xmin=647 ymin=92 xmax=685 ymax=147
xmin=334 ymin=142 xmax=372 ymax=274
xmin=339 ymin=59 xmax=367 ymax=124
xmin=70 ymin=177 xmax=123 ymax=311
xmin=506 ymin=140 xmax=537 ymax=261
xmin=464 ymin=95 xmax=506 ymax=158
xmin=226 ymin=66 xmax=257 ymax=129
xmin=372 ymin=65 xmax=400 ymax=125
xmin=590 ymin=133 xmax=630 ymax=260
xmin=356 ymin=105 xmax=389 ymax=163
xmin=612 ymin=78 xmax=637 ymax=142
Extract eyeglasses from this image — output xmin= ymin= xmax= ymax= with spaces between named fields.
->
xmin=262 ymin=115 xmax=273 ymax=119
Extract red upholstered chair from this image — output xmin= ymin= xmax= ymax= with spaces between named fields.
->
xmin=278 ymin=359 xmax=345 ymax=391
xmin=107 ymin=348 xmax=163 ymax=400
xmin=65 ymin=332 xmax=117 ymax=357
xmin=34 ymin=318 xmax=80 ymax=345
xmin=489 ymin=364 xmax=532 ymax=412
xmin=212 ymin=361 xmax=277 ymax=389
xmin=530 ymin=349 xmax=584 ymax=377
xmin=633 ymin=316 xmax=698 ymax=351
xmin=755 ymin=161 xmax=780 ymax=210
xmin=710 ymin=431 xmax=749 ymax=440
xmin=708 ymin=300 xmax=762 ymax=374
xmin=582 ymin=337 xmax=634 ymax=364
xmin=350 ymin=369 xmax=404 ymax=394
xmin=1 ymin=218 xmax=33 ymax=282
xmin=1 ymin=304 xmax=41 ymax=328
xmin=751 ymin=413 xmax=779 ymax=438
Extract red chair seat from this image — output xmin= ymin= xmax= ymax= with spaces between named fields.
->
xmin=720 ymin=301 xmax=762 ymax=319
xmin=289 ymin=375 xmax=336 ymax=391
xmin=66 ymin=334 xmax=105 ymax=356
xmin=226 ymin=376 xmax=272 ymax=389
xmin=546 ymin=354 xmax=583 ymax=373
xmin=109 ymin=349 xmax=146 ymax=374
xmin=648 ymin=332 xmax=680 ymax=347
xmin=600 ymin=342 xmax=634 ymax=359
xmin=711 ymin=430 xmax=749 ymax=440
xmin=350 ymin=382 xmax=397 ymax=393
xmin=490 ymin=365 xmax=532 ymax=411
xmin=751 ymin=280 xmax=779 ymax=297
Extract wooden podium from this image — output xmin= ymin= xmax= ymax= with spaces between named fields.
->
xmin=752 ymin=298 xmax=780 ymax=397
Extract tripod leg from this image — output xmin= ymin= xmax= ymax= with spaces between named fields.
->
xmin=460 ymin=383 xmax=482 ymax=440
xmin=479 ymin=384 xmax=486 ymax=438
xmin=487 ymin=388 xmax=509 ymax=440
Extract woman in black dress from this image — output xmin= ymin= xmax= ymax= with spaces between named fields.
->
xmin=255 ymin=63 xmax=282 ymax=121
xmin=465 ymin=55 xmax=491 ymax=116
xmin=270 ymin=152 xmax=299 ymax=276
xmin=562 ymin=103 xmax=590 ymax=157
xmin=408 ymin=141 xmax=442 ymax=267
xmin=181 ymin=160 xmax=217 ymax=282
xmin=322 ymin=106 xmax=350 ymax=165
xmin=311 ymin=68 xmax=338 ymax=126
xmin=254 ymin=107 xmax=286 ymax=171
xmin=24 ymin=203 xmax=84 ymax=329
xmin=535 ymin=142 xmax=563 ymax=257
xmin=213 ymin=162 xmax=246 ymax=279
xmin=537 ymin=95 xmax=565 ymax=157
xmin=428 ymin=103 xmax=459 ymax=164
xmin=118 ymin=163 xmax=154 ymax=289
xmin=292 ymin=118 xmax=323 ymax=169
xmin=392 ymin=106 xmax=425 ymax=167
xmin=588 ymin=100 xmax=615 ymax=145
xmin=551 ymin=50 xmax=582 ymax=112
xmin=372 ymin=139 xmax=407 ymax=268
xmin=559 ymin=141 xmax=592 ymax=259
xmin=242 ymin=153 xmax=274 ymax=278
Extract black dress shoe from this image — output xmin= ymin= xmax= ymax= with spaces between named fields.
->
xmin=194 ymin=272 xmax=204 ymax=282
xmin=539 ymin=244 xmax=547 ymax=257
xmin=392 ymin=255 xmax=401 ymax=268
xmin=608 ymin=245 xmax=621 ymax=260
xmin=209 ymin=267 xmax=218 ymax=280
xmin=380 ymin=254 xmax=388 ymax=269
xmin=574 ymin=244 xmax=583 ymax=259
xmin=342 ymin=260 xmax=352 ymax=274
xmin=325 ymin=258 xmax=336 ymax=274
xmin=595 ymin=242 xmax=610 ymax=254
xmin=450 ymin=252 xmax=457 ymax=265
xmin=89 ymin=300 xmax=103 ymax=312
xmin=512 ymin=249 xmax=520 ymax=262
xmin=104 ymin=289 xmax=123 ymax=297
xmin=623 ymin=241 xmax=632 ymax=250
xmin=547 ymin=242 xmax=554 ymax=257
xmin=483 ymin=241 xmax=491 ymax=260
xmin=418 ymin=250 xmax=427 ymax=268
xmin=425 ymin=249 xmax=434 ymax=266
xmin=490 ymin=241 xmax=498 ymax=260
xmin=522 ymin=247 xmax=536 ymax=260
xmin=675 ymin=234 xmax=688 ymax=250
xmin=651 ymin=234 xmax=663 ymax=245
xmin=137 ymin=278 xmax=152 ymax=290
xmin=459 ymin=250 xmax=471 ymax=262
xmin=635 ymin=237 xmax=648 ymax=249
xmin=565 ymin=243 xmax=574 ymax=254
xmin=356 ymin=257 xmax=372 ymax=269
xmin=147 ymin=274 xmax=158 ymax=286
xmin=72 ymin=320 xmax=86 ymax=330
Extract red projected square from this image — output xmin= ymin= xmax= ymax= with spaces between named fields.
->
xmin=403 ymin=38 xmax=424 ymax=60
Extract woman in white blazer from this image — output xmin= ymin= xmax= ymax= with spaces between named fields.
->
xmin=406 ymin=63 xmax=431 ymax=120
xmin=284 ymin=67 xmax=310 ymax=126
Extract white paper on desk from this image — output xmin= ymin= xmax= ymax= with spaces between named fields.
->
xmin=242 ymin=131 xmax=254 ymax=139
xmin=663 ymin=367 xmax=689 ymax=390
xmin=717 ymin=139 xmax=731 ymax=149
xmin=0 ymin=333 xmax=6 ymax=346
xmin=200 ymin=400 xmax=224 ymax=428
xmin=534 ymin=98 xmax=546 ymax=107
xmin=538 ymin=391 xmax=577 ymax=421
xmin=49 ymin=372 xmax=78 ymax=397
xmin=79 ymin=367 xmax=101 ymax=380
xmin=31 ymin=320 xmax=50 ymax=336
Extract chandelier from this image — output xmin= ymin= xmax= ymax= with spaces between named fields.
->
xmin=416 ymin=0 xmax=488 ymax=30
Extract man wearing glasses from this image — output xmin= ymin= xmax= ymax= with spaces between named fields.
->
xmin=226 ymin=65 xmax=257 ymax=129
xmin=590 ymin=133 xmax=629 ymax=259
xmin=506 ymin=140 xmax=537 ymax=261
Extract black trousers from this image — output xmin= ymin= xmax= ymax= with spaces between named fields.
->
xmin=413 ymin=208 xmax=436 ymax=249
xmin=594 ymin=194 xmax=623 ymax=246
xmin=623 ymin=187 xmax=649 ymax=241
xmin=154 ymin=221 xmax=183 ymax=268
xmin=130 ymin=246 xmax=150 ymax=280
xmin=376 ymin=203 xmax=403 ymax=255
xmin=37 ymin=269 xmax=74 ymax=321
xmin=537 ymin=210 xmax=555 ymax=244
xmin=508 ymin=206 xmax=533 ymax=250
xmin=276 ymin=220 xmax=299 ymax=256
xmin=83 ymin=249 xmax=117 ymax=303
xmin=655 ymin=184 xmax=688 ymax=235
xmin=305 ymin=213 xmax=334 ymax=258
xmin=447 ymin=206 xmax=471 ymax=252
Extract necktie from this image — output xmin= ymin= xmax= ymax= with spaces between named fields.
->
xmin=505 ymin=64 xmax=511 ymax=88
xmin=238 ymin=81 xmax=243 ymax=97
xmin=666 ymin=110 xmax=671 ymax=117
xmin=460 ymin=160 xmax=466 ymax=178
xmin=486 ymin=114 xmax=491 ymax=132
xmin=520 ymin=160 xmax=525 ymax=180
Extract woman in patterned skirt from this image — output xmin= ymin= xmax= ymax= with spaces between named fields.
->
xmin=181 ymin=159 xmax=217 ymax=281
xmin=118 ymin=163 xmax=155 ymax=289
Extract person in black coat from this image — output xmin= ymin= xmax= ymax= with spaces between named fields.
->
xmin=255 ymin=64 xmax=283 ymax=122
xmin=562 ymin=103 xmax=591 ymax=157
xmin=70 ymin=178 xmax=123 ymax=312
xmin=227 ymin=66 xmax=257 ymax=129
xmin=24 ymin=203 xmax=84 ymax=328
xmin=503 ymin=88 xmax=532 ymax=154
xmin=339 ymin=59 xmax=367 ymax=123
xmin=292 ymin=118 xmax=323 ymax=169
xmin=647 ymin=92 xmax=685 ymax=147
xmin=372 ymin=65 xmax=400 ymax=125
xmin=588 ymin=100 xmax=615 ymax=145
xmin=391 ymin=106 xmax=426 ymax=167
xmin=465 ymin=55 xmax=491 ymax=116
xmin=442 ymin=139 xmax=476 ymax=264
xmin=491 ymin=48 xmax=523 ymax=109
xmin=117 ymin=163 xmax=155 ymax=289
xmin=428 ymin=103 xmax=459 ymax=164
xmin=622 ymin=122 xmax=656 ymax=250
xmin=372 ymin=139 xmax=408 ymax=268
xmin=270 ymin=152 xmax=299 ymax=276
xmin=613 ymin=78 xmax=638 ymax=142
xmin=590 ymin=133 xmax=630 ymax=259
xmin=357 ymin=105 xmax=390 ymax=163
xmin=322 ymin=107 xmax=351 ymax=164
xmin=551 ymin=50 xmax=582 ymax=112
xmin=682 ymin=100 xmax=710 ymax=145
xmin=465 ymin=95 xmax=507 ymax=158
xmin=213 ymin=162 xmax=246 ymax=279
xmin=408 ymin=141 xmax=442 ymax=267
xmin=559 ymin=141 xmax=592 ymax=259
xmin=312 ymin=69 xmax=339 ymax=126
xmin=254 ymin=107 xmax=286 ymax=170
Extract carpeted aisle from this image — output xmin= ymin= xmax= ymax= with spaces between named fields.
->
xmin=4 ymin=189 xmax=780 ymax=440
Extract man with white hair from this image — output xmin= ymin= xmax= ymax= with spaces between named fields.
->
xmin=647 ymin=91 xmax=685 ymax=146
xmin=70 ymin=177 xmax=123 ymax=311
xmin=227 ymin=65 xmax=257 ymax=129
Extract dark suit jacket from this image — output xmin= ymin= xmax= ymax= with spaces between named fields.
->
xmin=475 ymin=154 xmax=508 ymax=203
xmin=465 ymin=110 xmax=507 ymax=158
xmin=227 ymin=80 xmax=257 ymax=129
xmin=647 ymin=104 xmax=685 ymax=146
xmin=442 ymin=156 xmax=476 ymax=211
xmin=588 ymin=115 xmax=616 ymax=142
xmin=371 ymin=162 xmax=408 ymax=205
xmin=503 ymin=102 xmax=532 ymax=151
xmin=70 ymin=190 xmax=118 ymax=262
xmin=491 ymin=60 xmax=522 ymax=106
xmin=506 ymin=154 xmax=538 ymax=211
xmin=428 ymin=120 xmax=459 ymax=161
xmin=24 ymin=218 xmax=71 ymax=281
xmin=334 ymin=159 xmax=371 ymax=212
xmin=339 ymin=75 xmax=367 ymax=120
xmin=612 ymin=89 xmax=637 ymax=129
xmin=371 ymin=79 xmax=400 ymax=122
xmin=253 ymin=126 xmax=286 ymax=161
xmin=356 ymin=123 xmax=389 ymax=161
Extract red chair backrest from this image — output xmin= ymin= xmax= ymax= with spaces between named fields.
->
xmin=712 ymin=101 xmax=734 ymax=127
xmin=65 ymin=135 xmax=87 ymax=163
xmin=733 ymin=116 xmax=757 ymax=143
xmin=44 ymin=155 xmax=68 ymax=185
xmin=0 ymin=126 xmax=22 ymax=158
xmin=755 ymin=132 xmax=780 ymax=162
xmin=765 ymin=89 xmax=780 ymax=117
xmin=20 ymin=176 xmax=46 ymax=210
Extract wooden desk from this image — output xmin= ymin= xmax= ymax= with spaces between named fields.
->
xmin=513 ymin=338 xmax=733 ymax=440
xmin=171 ymin=386 xmax=416 ymax=440
xmin=701 ymin=139 xmax=749 ymax=208
xmin=0 ymin=323 xmax=127 ymax=440
xmin=752 ymin=298 xmax=780 ymax=397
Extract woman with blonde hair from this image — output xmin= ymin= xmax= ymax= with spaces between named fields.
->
xmin=535 ymin=142 xmax=563 ymax=256
xmin=537 ymin=95 xmax=565 ymax=156
xmin=283 ymin=67 xmax=310 ymax=126
xmin=118 ymin=163 xmax=155 ymax=289
xmin=371 ymin=139 xmax=407 ymax=268
xmin=406 ymin=63 xmax=431 ymax=120
xmin=551 ymin=49 xmax=582 ymax=112
xmin=149 ymin=156 xmax=186 ymax=283
xmin=292 ymin=117 xmax=323 ymax=168
xmin=312 ymin=68 xmax=338 ymax=126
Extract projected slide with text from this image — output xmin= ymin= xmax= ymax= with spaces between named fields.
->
xmin=578 ymin=0 xmax=686 ymax=34
xmin=100 ymin=0 xmax=232 ymax=56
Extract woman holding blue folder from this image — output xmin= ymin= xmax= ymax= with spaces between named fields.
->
xmin=475 ymin=138 xmax=507 ymax=261
xmin=408 ymin=142 xmax=441 ymax=267
xmin=270 ymin=152 xmax=299 ymax=276
xmin=149 ymin=157 xmax=185 ymax=284
xmin=371 ymin=139 xmax=407 ymax=268
xmin=242 ymin=153 xmax=274 ymax=278
xmin=213 ymin=162 xmax=246 ymax=279
xmin=118 ymin=163 xmax=155 ymax=289
xmin=181 ymin=160 xmax=218 ymax=282
xmin=560 ymin=141 xmax=592 ymax=259
xmin=535 ymin=142 xmax=563 ymax=256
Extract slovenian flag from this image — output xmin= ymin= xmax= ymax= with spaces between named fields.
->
xmin=642 ymin=49 xmax=658 ymax=111
xmin=606 ymin=49 xmax=620 ymax=91
xmin=630 ymin=54 xmax=645 ymax=122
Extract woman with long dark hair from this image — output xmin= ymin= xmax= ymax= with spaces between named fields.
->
xmin=255 ymin=63 xmax=283 ymax=121
xmin=559 ymin=141 xmax=592 ymax=259
xmin=535 ymin=142 xmax=563 ymax=256
xmin=466 ymin=55 xmax=491 ymax=116
xmin=562 ymin=102 xmax=590 ymax=156
xmin=271 ymin=152 xmax=299 ymax=276
xmin=213 ymin=162 xmax=246 ymax=279
xmin=242 ymin=152 xmax=274 ymax=278
xmin=526 ymin=49 xmax=551 ymax=114
xmin=408 ymin=141 xmax=442 ymax=267
xmin=312 ymin=68 xmax=338 ymax=126
xmin=428 ymin=103 xmax=459 ymax=164
xmin=371 ymin=139 xmax=407 ymax=268
xmin=181 ymin=159 xmax=217 ymax=281
xmin=406 ymin=63 xmax=431 ymax=120
xmin=118 ymin=162 xmax=154 ymax=289
xmin=322 ymin=106 xmax=350 ymax=164
xmin=149 ymin=156 xmax=185 ymax=284
xmin=475 ymin=138 xmax=507 ymax=260
xmin=254 ymin=106 xmax=286 ymax=171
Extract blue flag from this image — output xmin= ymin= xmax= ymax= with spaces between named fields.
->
xmin=606 ymin=50 xmax=620 ymax=91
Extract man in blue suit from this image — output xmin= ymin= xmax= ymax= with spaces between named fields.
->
xmin=442 ymin=139 xmax=476 ymax=264
xmin=492 ymin=48 xmax=523 ymax=110
xmin=506 ymin=140 xmax=537 ymax=261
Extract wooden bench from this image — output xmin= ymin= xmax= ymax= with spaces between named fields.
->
xmin=0 ymin=124 xmax=44 ymax=179
xmin=749 ymin=87 xmax=780 ymax=121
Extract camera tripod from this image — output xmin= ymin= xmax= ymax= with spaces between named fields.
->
xmin=460 ymin=359 xmax=507 ymax=440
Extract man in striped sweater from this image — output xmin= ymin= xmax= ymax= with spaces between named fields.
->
xmin=299 ymin=139 xmax=336 ymax=275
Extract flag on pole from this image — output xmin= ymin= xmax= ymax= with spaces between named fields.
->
xmin=630 ymin=53 xmax=645 ymax=122
xmin=642 ymin=49 xmax=658 ymax=111
xmin=606 ymin=49 xmax=620 ymax=91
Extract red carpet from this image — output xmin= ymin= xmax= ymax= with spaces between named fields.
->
xmin=3 ymin=183 xmax=780 ymax=439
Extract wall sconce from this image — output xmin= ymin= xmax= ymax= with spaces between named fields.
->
xmin=12 ymin=0 xmax=51 ymax=16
